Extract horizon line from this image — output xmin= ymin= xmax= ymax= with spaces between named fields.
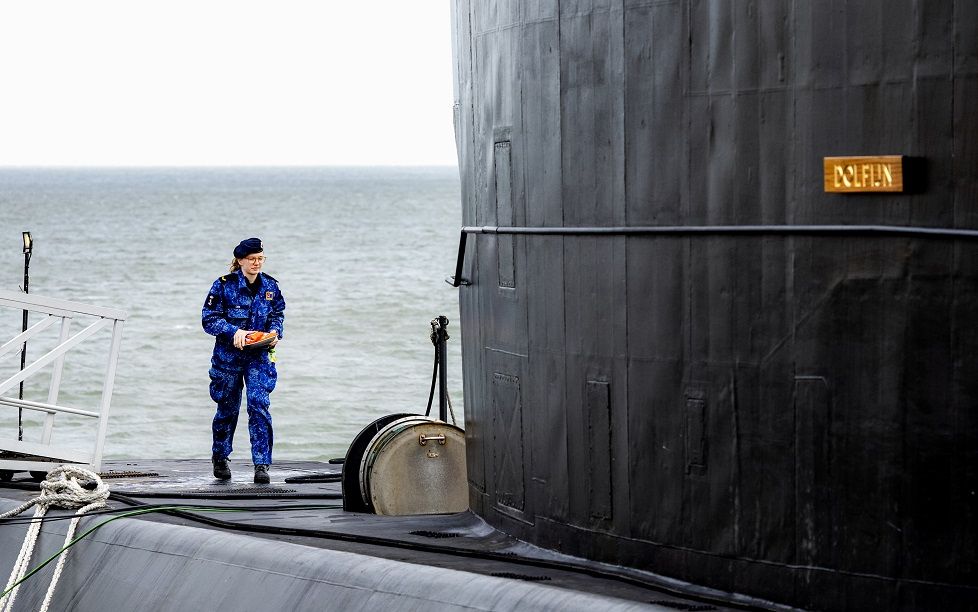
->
xmin=0 ymin=163 xmax=460 ymax=169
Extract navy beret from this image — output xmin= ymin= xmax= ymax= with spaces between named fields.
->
xmin=233 ymin=237 xmax=264 ymax=259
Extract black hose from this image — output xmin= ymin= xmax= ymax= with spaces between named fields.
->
xmin=424 ymin=343 xmax=438 ymax=417
xmin=102 ymin=490 xmax=342 ymax=500
xmin=0 ymin=475 xmax=341 ymax=500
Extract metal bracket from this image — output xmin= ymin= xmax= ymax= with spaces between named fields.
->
xmin=448 ymin=231 xmax=471 ymax=288
xmin=419 ymin=433 xmax=447 ymax=446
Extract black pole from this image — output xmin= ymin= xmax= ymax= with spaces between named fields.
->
xmin=436 ymin=316 xmax=449 ymax=422
xmin=19 ymin=232 xmax=32 ymax=442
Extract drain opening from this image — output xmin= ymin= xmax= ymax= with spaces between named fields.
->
xmin=99 ymin=471 xmax=161 ymax=479
xmin=194 ymin=487 xmax=297 ymax=495
xmin=648 ymin=601 xmax=716 ymax=611
xmin=410 ymin=530 xmax=462 ymax=538
xmin=489 ymin=572 xmax=552 ymax=582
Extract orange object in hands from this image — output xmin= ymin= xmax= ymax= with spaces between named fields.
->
xmin=243 ymin=330 xmax=278 ymax=349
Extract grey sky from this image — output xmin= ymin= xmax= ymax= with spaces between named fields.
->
xmin=0 ymin=1 xmax=457 ymax=166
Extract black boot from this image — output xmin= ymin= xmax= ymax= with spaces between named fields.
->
xmin=212 ymin=454 xmax=231 ymax=480
xmin=254 ymin=464 xmax=270 ymax=484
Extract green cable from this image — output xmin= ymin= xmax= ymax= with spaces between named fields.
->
xmin=0 ymin=504 xmax=273 ymax=599
xmin=0 ymin=503 xmax=341 ymax=526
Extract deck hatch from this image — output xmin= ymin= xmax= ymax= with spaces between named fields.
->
xmin=586 ymin=380 xmax=612 ymax=519
xmin=492 ymin=372 xmax=525 ymax=511
xmin=684 ymin=389 xmax=707 ymax=475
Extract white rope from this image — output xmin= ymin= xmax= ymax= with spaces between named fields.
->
xmin=447 ymin=389 xmax=457 ymax=426
xmin=0 ymin=466 xmax=109 ymax=612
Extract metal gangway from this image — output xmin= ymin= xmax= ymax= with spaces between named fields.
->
xmin=0 ymin=289 xmax=126 ymax=476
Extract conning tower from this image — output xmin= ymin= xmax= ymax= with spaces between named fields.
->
xmin=450 ymin=2 xmax=977 ymax=609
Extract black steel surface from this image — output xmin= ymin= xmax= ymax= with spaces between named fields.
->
xmin=0 ymin=459 xmax=756 ymax=611
xmin=450 ymin=1 xmax=978 ymax=610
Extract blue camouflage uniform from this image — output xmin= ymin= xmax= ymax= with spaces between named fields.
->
xmin=202 ymin=270 xmax=285 ymax=465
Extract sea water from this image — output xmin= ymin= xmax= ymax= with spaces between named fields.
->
xmin=0 ymin=166 xmax=464 ymax=462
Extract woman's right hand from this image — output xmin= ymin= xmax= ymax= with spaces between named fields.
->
xmin=233 ymin=329 xmax=250 ymax=350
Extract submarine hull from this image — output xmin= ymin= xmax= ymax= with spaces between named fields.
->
xmin=450 ymin=1 xmax=978 ymax=609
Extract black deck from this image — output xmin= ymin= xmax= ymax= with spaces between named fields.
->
xmin=0 ymin=459 xmax=758 ymax=611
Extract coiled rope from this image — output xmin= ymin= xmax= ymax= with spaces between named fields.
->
xmin=0 ymin=466 xmax=109 ymax=612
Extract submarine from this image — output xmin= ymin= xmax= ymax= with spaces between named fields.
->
xmin=448 ymin=0 xmax=976 ymax=610
xmin=2 ymin=0 xmax=977 ymax=610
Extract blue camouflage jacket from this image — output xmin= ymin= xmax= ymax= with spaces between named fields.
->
xmin=202 ymin=270 xmax=285 ymax=360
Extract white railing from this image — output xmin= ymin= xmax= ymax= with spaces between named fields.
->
xmin=0 ymin=289 xmax=127 ymax=473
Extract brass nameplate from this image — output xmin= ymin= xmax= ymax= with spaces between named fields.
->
xmin=824 ymin=156 xmax=904 ymax=193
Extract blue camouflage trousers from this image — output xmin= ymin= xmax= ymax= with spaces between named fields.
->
xmin=209 ymin=353 xmax=277 ymax=465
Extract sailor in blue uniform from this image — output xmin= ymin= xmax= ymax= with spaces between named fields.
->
xmin=202 ymin=237 xmax=285 ymax=484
